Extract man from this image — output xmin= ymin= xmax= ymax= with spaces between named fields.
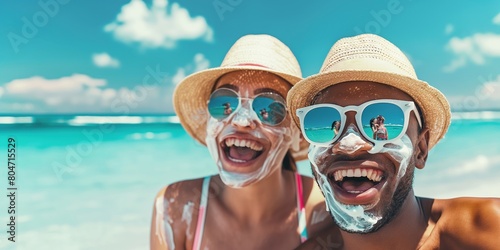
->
xmin=287 ymin=34 xmax=500 ymax=249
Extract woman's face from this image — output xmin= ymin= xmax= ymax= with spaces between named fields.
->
xmin=205 ymin=70 xmax=299 ymax=188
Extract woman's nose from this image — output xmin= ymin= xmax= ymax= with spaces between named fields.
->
xmin=230 ymin=102 xmax=257 ymax=129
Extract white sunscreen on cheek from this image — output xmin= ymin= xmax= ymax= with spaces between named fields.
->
xmin=377 ymin=135 xmax=413 ymax=180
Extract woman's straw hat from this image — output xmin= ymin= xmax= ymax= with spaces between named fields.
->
xmin=173 ymin=34 xmax=309 ymax=161
xmin=287 ymin=34 xmax=451 ymax=150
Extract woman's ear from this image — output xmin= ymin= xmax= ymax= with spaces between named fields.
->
xmin=414 ymin=128 xmax=430 ymax=170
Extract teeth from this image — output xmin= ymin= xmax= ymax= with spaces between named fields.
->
xmin=332 ymin=168 xmax=383 ymax=182
xmin=225 ymin=138 xmax=263 ymax=151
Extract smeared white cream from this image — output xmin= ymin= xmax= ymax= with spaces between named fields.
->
xmin=205 ymin=98 xmax=295 ymax=188
xmin=378 ymin=135 xmax=413 ymax=180
xmin=337 ymin=126 xmax=366 ymax=154
xmin=310 ymin=146 xmax=381 ymax=232
xmin=182 ymin=202 xmax=195 ymax=239
xmin=155 ymin=197 xmax=175 ymax=249
xmin=309 ymin=129 xmax=415 ymax=233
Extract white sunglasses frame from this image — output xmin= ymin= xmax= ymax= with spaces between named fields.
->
xmin=207 ymin=88 xmax=288 ymax=126
xmin=296 ymin=99 xmax=423 ymax=147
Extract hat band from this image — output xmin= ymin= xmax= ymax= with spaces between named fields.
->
xmin=233 ymin=63 xmax=271 ymax=69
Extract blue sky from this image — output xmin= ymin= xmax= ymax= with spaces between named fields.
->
xmin=1 ymin=0 xmax=499 ymax=114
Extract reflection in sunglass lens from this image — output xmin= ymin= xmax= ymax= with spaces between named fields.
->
xmin=303 ymin=107 xmax=341 ymax=143
xmin=208 ymin=89 xmax=239 ymax=120
xmin=361 ymin=103 xmax=405 ymax=141
xmin=253 ymin=94 xmax=286 ymax=125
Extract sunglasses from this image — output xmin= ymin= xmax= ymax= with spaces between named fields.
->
xmin=296 ymin=99 xmax=422 ymax=146
xmin=207 ymin=88 xmax=287 ymax=126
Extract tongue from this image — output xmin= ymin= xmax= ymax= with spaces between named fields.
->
xmin=341 ymin=178 xmax=375 ymax=193
xmin=229 ymin=146 xmax=258 ymax=161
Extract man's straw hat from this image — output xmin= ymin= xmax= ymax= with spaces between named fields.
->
xmin=173 ymin=34 xmax=309 ymax=161
xmin=287 ymin=34 xmax=451 ymax=150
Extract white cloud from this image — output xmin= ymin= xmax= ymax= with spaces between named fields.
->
xmin=445 ymin=24 xmax=454 ymax=35
xmin=172 ymin=53 xmax=210 ymax=85
xmin=447 ymin=75 xmax=500 ymax=110
xmin=481 ymin=76 xmax=500 ymax=101
xmin=493 ymin=12 xmax=500 ymax=25
xmin=447 ymin=155 xmax=491 ymax=176
xmin=0 ymin=74 xmax=167 ymax=113
xmin=92 ymin=53 xmax=120 ymax=68
xmin=443 ymin=33 xmax=500 ymax=71
xmin=0 ymin=54 xmax=210 ymax=114
xmin=443 ymin=57 xmax=467 ymax=72
xmin=172 ymin=68 xmax=186 ymax=85
xmin=104 ymin=0 xmax=213 ymax=49
xmin=193 ymin=53 xmax=210 ymax=72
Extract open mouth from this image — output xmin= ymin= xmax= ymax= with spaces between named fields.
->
xmin=328 ymin=168 xmax=384 ymax=194
xmin=222 ymin=138 xmax=264 ymax=163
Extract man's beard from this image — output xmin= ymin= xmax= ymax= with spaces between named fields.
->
xmin=318 ymin=164 xmax=416 ymax=234
xmin=355 ymin=165 xmax=415 ymax=233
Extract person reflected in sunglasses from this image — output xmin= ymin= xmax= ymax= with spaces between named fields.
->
xmin=260 ymin=108 xmax=269 ymax=121
xmin=151 ymin=35 xmax=337 ymax=250
xmin=289 ymin=34 xmax=500 ymax=250
xmin=331 ymin=120 xmax=341 ymax=136
xmin=374 ymin=115 xmax=388 ymax=140
xmin=223 ymin=102 xmax=233 ymax=115
xmin=369 ymin=117 xmax=378 ymax=139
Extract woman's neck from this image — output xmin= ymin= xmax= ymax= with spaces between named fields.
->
xmin=217 ymin=168 xmax=296 ymax=225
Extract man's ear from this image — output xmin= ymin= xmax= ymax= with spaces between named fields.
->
xmin=414 ymin=128 xmax=430 ymax=170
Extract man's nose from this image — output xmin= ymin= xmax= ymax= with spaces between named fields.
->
xmin=331 ymin=123 xmax=372 ymax=155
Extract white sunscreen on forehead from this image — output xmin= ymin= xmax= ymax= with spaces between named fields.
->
xmin=309 ymin=131 xmax=414 ymax=232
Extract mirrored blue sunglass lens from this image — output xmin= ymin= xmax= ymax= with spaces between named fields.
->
xmin=207 ymin=89 xmax=238 ymax=120
xmin=253 ymin=95 xmax=286 ymax=125
xmin=361 ymin=103 xmax=405 ymax=141
xmin=303 ymin=107 xmax=341 ymax=143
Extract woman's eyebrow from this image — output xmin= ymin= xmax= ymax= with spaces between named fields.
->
xmin=217 ymin=84 xmax=238 ymax=92
xmin=254 ymin=88 xmax=284 ymax=98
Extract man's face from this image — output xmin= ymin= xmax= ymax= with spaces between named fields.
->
xmin=308 ymin=81 xmax=423 ymax=233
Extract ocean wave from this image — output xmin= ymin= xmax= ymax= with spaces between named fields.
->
xmin=0 ymin=115 xmax=180 ymax=126
xmin=451 ymin=111 xmax=500 ymax=120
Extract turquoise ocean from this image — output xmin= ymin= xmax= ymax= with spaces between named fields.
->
xmin=1 ymin=113 xmax=499 ymax=250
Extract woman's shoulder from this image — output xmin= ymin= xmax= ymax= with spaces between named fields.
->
xmin=150 ymin=176 xmax=215 ymax=249
xmin=299 ymin=175 xmax=336 ymax=239
xmin=156 ymin=176 xmax=214 ymax=209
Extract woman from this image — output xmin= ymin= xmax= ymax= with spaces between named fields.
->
xmin=375 ymin=115 xmax=388 ymax=140
xmin=150 ymin=35 xmax=334 ymax=250
xmin=331 ymin=120 xmax=340 ymax=136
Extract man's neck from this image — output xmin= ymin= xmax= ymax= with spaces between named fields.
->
xmin=340 ymin=191 xmax=428 ymax=250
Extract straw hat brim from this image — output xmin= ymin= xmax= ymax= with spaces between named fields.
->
xmin=287 ymin=70 xmax=451 ymax=150
xmin=174 ymin=65 xmax=309 ymax=161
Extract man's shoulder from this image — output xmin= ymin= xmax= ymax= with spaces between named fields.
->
xmin=426 ymin=197 xmax=500 ymax=249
